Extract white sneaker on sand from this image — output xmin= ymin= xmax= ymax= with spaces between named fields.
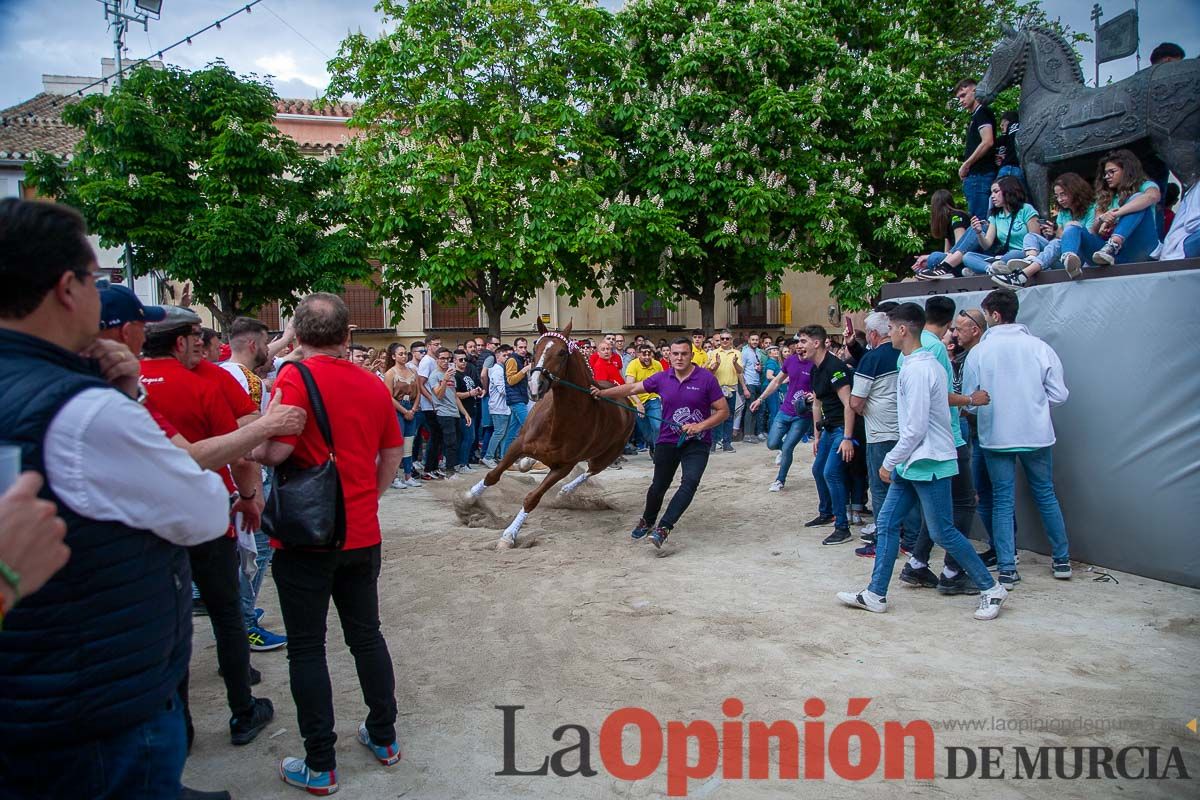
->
xmin=481 ymin=457 xmax=498 ymax=469
xmin=837 ymin=589 xmax=887 ymax=613
xmin=404 ymin=477 xmax=422 ymax=488
xmin=390 ymin=478 xmax=406 ymax=489
xmin=768 ymin=480 xmax=784 ymax=492
xmin=974 ymin=584 xmax=1009 ymax=620
xmin=774 ymin=452 xmax=782 ymax=465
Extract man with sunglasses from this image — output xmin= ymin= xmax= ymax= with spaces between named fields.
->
xmin=705 ymin=330 xmax=748 ymax=452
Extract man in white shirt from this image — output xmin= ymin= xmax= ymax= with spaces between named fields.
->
xmin=963 ymin=289 xmax=1072 ymax=587
xmin=482 ymin=344 xmax=512 ymax=467
xmin=837 ymin=303 xmax=1007 ymax=621
xmin=0 ymin=198 xmax=231 ymax=798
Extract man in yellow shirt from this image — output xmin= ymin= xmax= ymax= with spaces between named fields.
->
xmin=625 ymin=344 xmax=664 ymax=455
xmin=705 ymin=330 xmax=748 ymax=452
xmin=690 ymin=329 xmax=708 ymax=368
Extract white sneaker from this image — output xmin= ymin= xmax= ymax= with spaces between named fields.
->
xmin=454 ymin=464 xmax=471 ymax=474
xmin=974 ymin=584 xmax=1008 ymax=620
xmin=404 ymin=477 xmax=422 ymax=488
xmin=390 ymin=478 xmax=407 ymax=489
xmin=768 ymin=480 xmax=784 ymax=492
xmin=859 ymin=523 xmax=877 ymax=536
xmin=774 ymin=452 xmax=782 ymax=465
xmin=481 ymin=457 xmax=498 ymax=469
xmin=837 ymin=589 xmax=887 ymax=613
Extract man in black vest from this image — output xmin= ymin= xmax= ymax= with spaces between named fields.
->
xmin=0 ymin=199 xmax=233 ymax=799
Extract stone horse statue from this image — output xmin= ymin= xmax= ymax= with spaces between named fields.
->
xmin=463 ymin=319 xmax=635 ymax=550
xmin=975 ymin=23 xmax=1199 ymax=215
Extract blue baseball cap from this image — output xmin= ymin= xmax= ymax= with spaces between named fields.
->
xmin=99 ymin=284 xmax=166 ymax=329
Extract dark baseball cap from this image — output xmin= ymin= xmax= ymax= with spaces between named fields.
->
xmin=99 ymin=284 xmax=166 ymax=329
xmin=145 ymin=305 xmax=202 ymax=333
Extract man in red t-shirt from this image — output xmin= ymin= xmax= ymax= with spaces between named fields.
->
xmin=588 ymin=339 xmax=625 ymax=385
xmin=140 ymin=307 xmax=275 ymax=748
xmin=254 ymin=293 xmax=403 ymax=793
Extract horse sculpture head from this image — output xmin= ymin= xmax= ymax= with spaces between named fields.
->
xmin=528 ymin=318 xmax=575 ymax=401
xmin=976 ymin=23 xmax=1027 ymax=106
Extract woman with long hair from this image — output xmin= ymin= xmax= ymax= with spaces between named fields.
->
xmin=910 ymin=189 xmax=969 ymax=272
xmin=1063 ymin=149 xmax=1161 ymax=270
xmin=991 ymin=172 xmax=1096 ymax=288
xmin=383 ymin=342 xmax=422 ymax=488
xmin=916 ymin=177 xmax=1040 ymax=279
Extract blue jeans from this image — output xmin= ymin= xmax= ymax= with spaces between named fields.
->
xmin=1184 ymin=230 xmax=1200 ymax=258
xmin=239 ymin=530 xmax=273 ymax=629
xmin=812 ymin=425 xmax=848 ymax=528
xmin=926 ymin=225 xmax=999 ymax=270
xmin=768 ymin=413 xmax=813 ymax=484
xmin=982 ymin=446 xmax=1070 ymax=573
xmin=866 ymin=439 xmax=922 ymax=549
xmin=963 ymin=171 xmax=997 ymax=222
xmin=963 ymin=247 xmax=1022 ymax=274
xmin=997 ymin=164 xmax=1024 ymax=182
xmin=0 ymin=692 xmax=187 ymax=798
xmin=457 ymin=414 xmax=474 ymax=466
xmin=487 ymin=413 xmax=510 ymax=459
xmin=398 ymin=402 xmax=418 ymax=476
xmin=869 ymin=474 xmax=996 ymax=597
xmin=716 ymin=388 xmax=737 ymax=447
xmin=636 ymin=398 xmax=663 ymax=450
xmin=501 ymin=402 xmax=528 ymax=456
xmin=764 ymin=390 xmax=781 ymax=429
xmin=970 ymin=432 xmax=994 ymax=547
xmin=1060 ymin=208 xmax=1158 ymax=265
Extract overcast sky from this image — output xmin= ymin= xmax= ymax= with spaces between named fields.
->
xmin=1 ymin=0 xmax=1196 ymax=110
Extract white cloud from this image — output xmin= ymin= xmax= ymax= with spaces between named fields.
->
xmin=254 ymin=52 xmax=328 ymax=90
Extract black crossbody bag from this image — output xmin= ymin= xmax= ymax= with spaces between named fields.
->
xmin=262 ymin=362 xmax=346 ymax=549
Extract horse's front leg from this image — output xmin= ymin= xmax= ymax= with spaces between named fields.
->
xmin=469 ymin=431 xmax=526 ymax=500
xmin=558 ymin=468 xmax=590 ymax=496
xmin=497 ymin=463 xmax=575 ymax=549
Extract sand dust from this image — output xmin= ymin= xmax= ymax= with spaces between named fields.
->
xmin=182 ymin=444 xmax=1200 ymax=798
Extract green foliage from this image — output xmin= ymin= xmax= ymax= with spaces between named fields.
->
xmin=603 ymin=0 xmax=1074 ymax=313
xmin=326 ymin=0 xmax=680 ymax=335
xmin=25 ymin=62 xmax=369 ymax=326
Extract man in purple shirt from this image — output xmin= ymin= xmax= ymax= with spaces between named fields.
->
xmin=750 ymin=336 xmax=814 ymax=492
xmin=593 ymin=337 xmax=729 ymax=549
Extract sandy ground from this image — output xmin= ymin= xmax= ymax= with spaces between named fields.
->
xmin=183 ymin=443 xmax=1200 ymax=799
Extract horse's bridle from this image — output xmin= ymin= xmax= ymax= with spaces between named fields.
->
xmin=529 ymin=331 xmax=582 ymax=397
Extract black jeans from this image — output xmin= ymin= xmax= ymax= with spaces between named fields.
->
xmin=272 ymin=544 xmax=397 ymax=772
xmin=913 ymin=441 xmax=977 ymax=570
xmin=642 ymin=438 xmax=710 ymax=530
xmin=422 ymin=410 xmax=444 ymax=472
xmin=437 ymin=415 xmax=460 ymax=471
xmin=183 ymin=536 xmax=254 ymax=721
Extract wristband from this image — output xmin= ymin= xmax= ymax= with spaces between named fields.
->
xmin=238 ymin=489 xmax=258 ymax=501
xmin=0 ymin=558 xmax=20 ymax=603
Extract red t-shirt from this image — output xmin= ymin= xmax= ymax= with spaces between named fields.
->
xmin=272 ymin=355 xmax=403 ymax=550
xmin=146 ymin=402 xmax=180 ymax=439
xmin=589 ymin=353 xmax=625 ymax=385
xmin=195 ymin=359 xmax=258 ymax=419
xmin=141 ymin=356 xmax=239 ymax=498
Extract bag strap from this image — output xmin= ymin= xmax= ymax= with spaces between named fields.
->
xmin=289 ymin=361 xmax=335 ymax=459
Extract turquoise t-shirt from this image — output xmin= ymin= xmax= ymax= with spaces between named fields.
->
xmin=898 ymin=457 xmax=959 ymax=481
xmin=763 ymin=357 xmax=781 ymax=380
xmin=1056 ymin=203 xmax=1097 ymax=231
xmin=1109 ymin=180 xmax=1158 ymax=210
xmin=992 ymin=203 xmax=1039 ymax=250
xmin=896 ymin=330 xmax=965 ymax=448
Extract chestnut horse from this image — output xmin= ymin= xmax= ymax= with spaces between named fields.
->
xmin=464 ymin=320 xmax=635 ymax=549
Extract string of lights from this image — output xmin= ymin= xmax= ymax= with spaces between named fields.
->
xmin=54 ymin=0 xmax=266 ymax=104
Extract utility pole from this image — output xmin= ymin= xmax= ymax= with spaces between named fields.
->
xmin=98 ymin=0 xmax=159 ymax=290
xmin=1134 ymin=0 xmax=1141 ymax=72
xmin=1091 ymin=4 xmax=1103 ymax=88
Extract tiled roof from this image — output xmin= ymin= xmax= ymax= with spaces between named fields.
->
xmin=273 ymin=99 xmax=358 ymax=117
xmin=0 ymin=93 xmax=84 ymax=160
xmin=0 ymin=94 xmax=356 ymax=162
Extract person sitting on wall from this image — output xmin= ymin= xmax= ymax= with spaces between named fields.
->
xmin=1057 ymin=149 xmax=1160 ymax=276
xmin=990 ymin=172 xmax=1096 ymax=289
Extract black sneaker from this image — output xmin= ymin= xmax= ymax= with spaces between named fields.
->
xmin=218 ymin=664 xmax=262 ymax=687
xmin=803 ymin=514 xmax=835 ymax=528
xmin=899 ymin=564 xmax=939 ymax=588
xmin=936 ymin=572 xmax=980 ymax=596
xmin=630 ymin=518 xmax=651 ymax=541
xmin=860 ymin=531 xmax=877 ymax=545
xmin=998 ymin=569 xmax=1021 ymax=589
xmin=990 ymin=271 xmax=1029 ymax=289
xmin=230 ymin=697 xmax=275 ymax=746
xmin=649 ymin=526 xmax=670 ymax=549
xmin=854 ymin=543 xmax=876 ymax=558
xmin=821 ymin=527 xmax=853 ymax=545
xmin=1052 ymin=559 xmax=1072 ymax=579
xmin=979 ymin=548 xmax=998 ymax=570
xmin=915 ymin=266 xmax=954 ymax=281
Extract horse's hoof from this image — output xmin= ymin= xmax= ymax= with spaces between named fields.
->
xmin=496 ymin=537 xmax=515 ymax=550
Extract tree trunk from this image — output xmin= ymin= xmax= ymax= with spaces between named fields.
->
xmin=483 ymin=298 xmax=505 ymax=340
xmin=698 ymin=279 xmax=716 ymax=335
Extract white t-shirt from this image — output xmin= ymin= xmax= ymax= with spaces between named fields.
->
xmin=218 ymin=360 xmax=269 ymax=412
xmin=417 ymin=353 xmax=438 ymax=411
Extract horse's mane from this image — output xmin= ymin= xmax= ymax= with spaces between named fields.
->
xmin=1026 ymin=24 xmax=1085 ymax=86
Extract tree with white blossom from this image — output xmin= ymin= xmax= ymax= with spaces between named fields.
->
xmin=603 ymin=0 xmax=1066 ymax=316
